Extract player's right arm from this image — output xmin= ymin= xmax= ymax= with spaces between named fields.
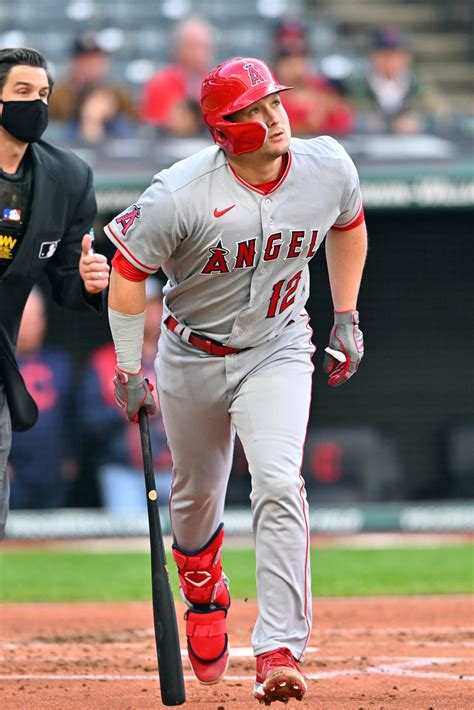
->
xmin=104 ymin=177 xmax=180 ymax=421
xmin=104 ymin=172 xmax=183 ymax=420
xmin=109 ymin=267 xmax=146 ymax=315
xmin=108 ymin=268 xmax=156 ymax=422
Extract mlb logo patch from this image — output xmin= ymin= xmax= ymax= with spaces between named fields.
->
xmin=3 ymin=208 xmax=22 ymax=222
xmin=39 ymin=241 xmax=59 ymax=259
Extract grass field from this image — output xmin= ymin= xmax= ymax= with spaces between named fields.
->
xmin=1 ymin=544 xmax=472 ymax=602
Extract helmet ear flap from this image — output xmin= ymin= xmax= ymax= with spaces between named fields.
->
xmin=212 ymin=120 xmax=268 ymax=156
xmin=209 ymin=126 xmax=226 ymax=148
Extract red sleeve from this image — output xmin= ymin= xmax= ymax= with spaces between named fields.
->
xmin=112 ymin=250 xmax=149 ymax=282
xmin=330 ymin=204 xmax=365 ymax=232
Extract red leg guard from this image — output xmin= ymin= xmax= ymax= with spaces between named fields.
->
xmin=172 ymin=524 xmax=230 ymax=684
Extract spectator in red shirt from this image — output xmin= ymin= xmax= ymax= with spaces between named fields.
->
xmin=140 ymin=17 xmax=214 ymax=130
xmin=272 ymin=20 xmax=354 ymax=136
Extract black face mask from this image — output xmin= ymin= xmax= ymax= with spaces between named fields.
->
xmin=0 ymin=98 xmax=49 ymax=143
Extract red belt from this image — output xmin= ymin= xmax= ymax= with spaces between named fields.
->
xmin=165 ymin=316 xmax=242 ymax=356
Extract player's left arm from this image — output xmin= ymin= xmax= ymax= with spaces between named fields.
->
xmin=326 ymin=221 xmax=367 ymax=312
xmin=323 ymin=221 xmax=367 ymax=386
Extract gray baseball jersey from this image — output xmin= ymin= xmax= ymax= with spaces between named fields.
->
xmin=105 ymin=136 xmax=364 ymax=661
xmin=105 ymin=136 xmax=363 ymax=348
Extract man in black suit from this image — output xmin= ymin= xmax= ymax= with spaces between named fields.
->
xmin=0 ymin=47 xmax=110 ymax=536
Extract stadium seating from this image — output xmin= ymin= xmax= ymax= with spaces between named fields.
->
xmin=1 ymin=0 xmax=471 ymax=116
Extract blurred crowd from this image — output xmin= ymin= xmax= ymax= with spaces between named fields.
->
xmin=41 ymin=17 xmax=461 ymax=147
xmin=8 ymin=281 xmax=172 ymax=514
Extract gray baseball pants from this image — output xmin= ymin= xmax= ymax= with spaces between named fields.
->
xmin=155 ymin=314 xmax=314 ymax=660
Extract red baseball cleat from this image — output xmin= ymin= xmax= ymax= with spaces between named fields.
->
xmin=185 ymin=607 xmax=229 ymax=684
xmin=254 ymin=647 xmax=307 ymax=704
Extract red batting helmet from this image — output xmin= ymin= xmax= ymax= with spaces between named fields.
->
xmin=201 ymin=57 xmax=291 ymax=155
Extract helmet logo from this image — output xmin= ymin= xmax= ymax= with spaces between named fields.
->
xmin=243 ymin=62 xmax=265 ymax=87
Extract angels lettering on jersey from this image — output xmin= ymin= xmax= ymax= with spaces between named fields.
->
xmin=201 ymin=229 xmax=319 ymax=274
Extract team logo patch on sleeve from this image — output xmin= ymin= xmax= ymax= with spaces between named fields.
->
xmin=115 ymin=204 xmax=142 ymax=237
xmin=39 ymin=241 xmax=59 ymax=258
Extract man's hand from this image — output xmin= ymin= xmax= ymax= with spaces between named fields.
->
xmin=113 ymin=368 xmax=157 ymax=422
xmin=79 ymin=234 xmax=110 ymax=294
xmin=323 ymin=310 xmax=364 ymax=387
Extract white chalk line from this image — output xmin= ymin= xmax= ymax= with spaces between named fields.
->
xmin=0 ymin=645 xmax=320 ymax=657
xmin=407 ymin=641 xmax=474 ymax=648
xmin=321 ymin=626 xmax=474 ymax=634
xmin=1 ymin=657 xmax=472 ymax=683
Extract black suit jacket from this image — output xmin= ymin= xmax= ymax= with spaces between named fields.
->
xmin=0 ymin=140 xmax=103 ymax=428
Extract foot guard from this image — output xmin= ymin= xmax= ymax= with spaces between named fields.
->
xmin=172 ymin=524 xmax=230 ymax=685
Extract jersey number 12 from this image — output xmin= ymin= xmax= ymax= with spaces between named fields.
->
xmin=266 ymin=270 xmax=303 ymax=318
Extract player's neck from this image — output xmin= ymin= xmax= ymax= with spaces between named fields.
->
xmin=227 ymin=153 xmax=284 ymax=187
xmin=0 ymin=130 xmax=28 ymax=174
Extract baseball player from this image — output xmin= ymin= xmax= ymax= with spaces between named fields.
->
xmin=105 ymin=57 xmax=367 ymax=705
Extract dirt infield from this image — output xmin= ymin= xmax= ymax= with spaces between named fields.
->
xmin=1 ymin=596 xmax=472 ymax=709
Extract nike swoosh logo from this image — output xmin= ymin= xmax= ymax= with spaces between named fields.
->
xmin=213 ymin=204 xmax=236 ymax=218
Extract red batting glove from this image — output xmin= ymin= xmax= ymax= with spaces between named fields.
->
xmin=113 ymin=368 xmax=157 ymax=422
xmin=323 ymin=310 xmax=364 ymax=387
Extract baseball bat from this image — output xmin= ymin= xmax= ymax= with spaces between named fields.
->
xmin=138 ymin=407 xmax=186 ymax=706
